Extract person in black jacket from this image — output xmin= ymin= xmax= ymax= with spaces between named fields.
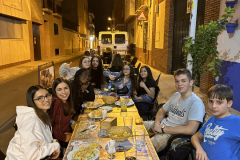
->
xmin=71 ymin=68 xmax=95 ymax=115
xmin=90 ymin=55 xmax=104 ymax=89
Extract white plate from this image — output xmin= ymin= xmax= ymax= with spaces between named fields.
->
xmin=115 ymin=101 xmax=134 ymax=106
xmin=67 ymin=148 xmax=99 ymax=160
xmin=82 ymin=102 xmax=102 ymax=109
xmin=100 ymin=106 xmax=113 ymax=112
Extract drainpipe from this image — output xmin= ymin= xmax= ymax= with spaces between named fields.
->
xmin=187 ymin=0 xmax=198 ymax=73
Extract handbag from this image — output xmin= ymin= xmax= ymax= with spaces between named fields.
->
xmin=116 ymin=85 xmax=129 ymax=95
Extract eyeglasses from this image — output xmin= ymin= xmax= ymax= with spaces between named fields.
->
xmin=34 ymin=94 xmax=52 ymax=103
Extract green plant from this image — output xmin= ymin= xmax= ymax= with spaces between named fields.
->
xmin=182 ymin=7 xmax=235 ymax=82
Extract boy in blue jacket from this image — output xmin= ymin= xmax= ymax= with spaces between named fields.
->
xmin=191 ymin=84 xmax=240 ymax=160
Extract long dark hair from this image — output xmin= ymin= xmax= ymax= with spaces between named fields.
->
xmin=79 ymin=56 xmax=90 ymax=68
xmin=138 ymin=66 xmax=155 ymax=85
xmin=26 ymin=85 xmax=51 ymax=126
xmin=112 ymin=54 xmax=123 ymax=68
xmin=115 ymin=64 xmax=136 ymax=97
xmin=52 ymin=78 xmax=75 ymax=116
xmin=91 ymin=55 xmax=104 ymax=85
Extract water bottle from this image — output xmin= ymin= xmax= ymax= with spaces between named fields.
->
xmin=108 ymin=80 xmax=112 ymax=93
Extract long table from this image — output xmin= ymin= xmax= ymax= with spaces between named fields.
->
xmin=63 ymin=99 xmax=159 ymax=160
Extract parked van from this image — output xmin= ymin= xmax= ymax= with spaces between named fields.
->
xmin=98 ymin=31 xmax=129 ymax=55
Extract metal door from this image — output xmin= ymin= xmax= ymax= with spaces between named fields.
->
xmin=32 ymin=23 xmax=41 ymax=61
xmin=172 ymin=0 xmax=205 ymax=73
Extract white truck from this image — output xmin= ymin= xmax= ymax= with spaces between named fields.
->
xmin=98 ymin=31 xmax=129 ymax=55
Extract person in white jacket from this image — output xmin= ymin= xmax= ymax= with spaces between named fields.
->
xmin=5 ymin=85 xmax=60 ymax=160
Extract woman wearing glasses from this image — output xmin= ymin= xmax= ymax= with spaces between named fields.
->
xmin=50 ymin=78 xmax=75 ymax=157
xmin=90 ymin=55 xmax=104 ymax=89
xmin=6 ymin=85 xmax=60 ymax=160
xmin=72 ymin=68 xmax=95 ymax=115
xmin=59 ymin=55 xmax=91 ymax=81
xmin=113 ymin=64 xmax=136 ymax=97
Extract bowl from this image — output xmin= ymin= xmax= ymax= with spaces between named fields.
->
xmin=107 ymin=126 xmax=132 ymax=142
xmin=102 ymin=96 xmax=117 ymax=104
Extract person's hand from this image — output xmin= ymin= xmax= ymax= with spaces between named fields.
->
xmin=139 ymin=81 xmax=146 ymax=88
xmin=50 ymin=150 xmax=60 ymax=159
xmin=196 ymin=148 xmax=209 ymax=160
xmin=109 ymin=75 xmax=116 ymax=80
xmin=136 ymin=96 xmax=143 ymax=100
xmin=64 ymin=132 xmax=72 ymax=142
xmin=153 ymin=122 xmax=162 ymax=133
xmin=64 ymin=62 xmax=72 ymax=69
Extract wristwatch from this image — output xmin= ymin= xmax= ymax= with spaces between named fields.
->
xmin=161 ymin=125 xmax=165 ymax=133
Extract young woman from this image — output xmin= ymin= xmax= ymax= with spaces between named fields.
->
xmin=6 ymin=85 xmax=60 ymax=160
xmin=113 ymin=64 xmax=136 ymax=97
xmin=90 ymin=55 xmax=104 ymax=89
xmin=72 ymin=68 xmax=95 ymax=115
xmin=59 ymin=56 xmax=91 ymax=81
xmin=51 ymin=78 xmax=75 ymax=153
xmin=133 ymin=66 xmax=156 ymax=111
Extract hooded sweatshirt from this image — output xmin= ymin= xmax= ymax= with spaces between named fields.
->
xmin=5 ymin=106 xmax=60 ymax=160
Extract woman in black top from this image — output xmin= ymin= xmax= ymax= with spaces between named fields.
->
xmin=133 ymin=66 xmax=156 ymax=111
xmin=71 ymin=68 xmax=95 ymax=115
xmin=90 ymin=55 xmax=104 ymax=89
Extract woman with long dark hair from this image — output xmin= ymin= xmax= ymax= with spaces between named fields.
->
xmin=6 ymin=85 xmax=60 ymax=160
xmin=113 ymin=64 xmax=136 ymax=97
xmin=90 ymin=55 xmax=104 ymax=89
xmin=133 ymin=66 xmax=156 ymax=111
xmin=51 ymin=78 xmax=75 ymax=155
xmin=72 ymin=68 xmax=95 ymax=115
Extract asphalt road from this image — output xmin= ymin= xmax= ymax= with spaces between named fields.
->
xmin=0 ymin=56 xmax=81 ymax=154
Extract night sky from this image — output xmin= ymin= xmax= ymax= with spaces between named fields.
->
xmin=88 ymin=0 xmax=114 ymax=36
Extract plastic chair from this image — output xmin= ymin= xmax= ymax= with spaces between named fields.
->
xmin=135 ymin=86 xmax=160 ymax=121
xmin=155 ymin=73 xmax=161 ymax=85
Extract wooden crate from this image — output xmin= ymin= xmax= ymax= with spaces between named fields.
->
xmin=100 ymin=117 xmax=117 ymax=130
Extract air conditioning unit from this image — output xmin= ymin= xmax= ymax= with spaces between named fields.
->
xmin=155 ymin=4 xmax=159 ymax=13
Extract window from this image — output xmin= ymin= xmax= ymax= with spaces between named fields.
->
xmin=115 ymin=34 xmax=125 ymax=44
xmin=0 ymin=16 xmax=22 ymax=39
xmin=54 ymin=23 xmax=58 ymax=35
xmin=55 ymin=48 xmax=59 ymax=55
xmin=101 ymin=34 xmax=112 ymax=44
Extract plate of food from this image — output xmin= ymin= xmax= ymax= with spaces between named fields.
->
xmin=88 ymin=110 xmax=102 ymax=118
xmin=115 ymin=100 xmax=134 ymax=106
xmin=67 ymin=146 xmax=99 ymax=160
xmin=100 ymin=106 xmax=113 ymax=112
xmin=82 ymin=102 xmax=102 ymax=109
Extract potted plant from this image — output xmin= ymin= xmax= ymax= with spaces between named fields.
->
xmin=226 ymin=0 xmax=236 ymax=8
xmin=182 ymin=7 xmax=235 ymax=87
xmin=221 ymin=7 xmax=237 ymax=33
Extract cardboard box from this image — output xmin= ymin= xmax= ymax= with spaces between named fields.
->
xmin=100 ymin=117 xmax=117 ymax=130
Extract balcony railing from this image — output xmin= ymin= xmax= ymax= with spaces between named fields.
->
xmin=42 ymin=0 xmax=53 ymax=14
xmin=53 ymin=5 xmax=62 ymax=18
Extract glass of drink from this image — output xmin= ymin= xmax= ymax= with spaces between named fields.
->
xmin=135 ymin=128 xmax=145 ymax=149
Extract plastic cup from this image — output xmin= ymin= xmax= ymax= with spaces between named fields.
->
xmin=124 ymin=117 xmax=133 ymax=129
xmin=135 ymin=128 xmax=145 ymax=149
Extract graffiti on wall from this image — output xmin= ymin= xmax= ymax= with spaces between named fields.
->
xmin=3 ymin=0 xmax=22 ymax=10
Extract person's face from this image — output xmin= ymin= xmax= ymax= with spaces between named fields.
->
xmin=33 ymin=89 xmax=52 ymax=112
xmin=55 ymin=82 xmax=70 ymax=103
xmin=79 ymin=71 xmax=91 ymax=84
xmin=123 ymin=65 xmax=130 ymax=76
xmin=140 ymin=67 xmax=148 ymax=79
xmin=175 ymin=74 xmax=193 ymax=94
xmin=92 ymin=57 xmax=99 ymax=68
xmin=82 ymin=58 xmax=91 ymax=69
xmin=208 ymin=97 xmax=232 ymax=118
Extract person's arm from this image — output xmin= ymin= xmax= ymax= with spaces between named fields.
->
xmin=139 ymin=81 xmax=155 ymax=99
xmin=20 ymin=118 xmax=60 ymax=160
xmin=191 ymin=132 xmax=209 ymax=160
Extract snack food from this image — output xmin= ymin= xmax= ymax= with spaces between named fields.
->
xmin=108 ymin=131 xmax=130 ymax=138
xmin=71 ymin=146 xmax=98 ymax=160
xmin=88 ymin=110 xmax=102 ymax=118
xmin=85 ymin=102 xmax=101 ymax=109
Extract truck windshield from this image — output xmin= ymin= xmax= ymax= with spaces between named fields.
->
xmin=115 ymin=34 xmax=125 ymax=44
xmin=101 ymin=34 xmax=112 ymax=44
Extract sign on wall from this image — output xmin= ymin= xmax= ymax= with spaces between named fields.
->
xmin=3 ymin=0 xmax=22 ymax=10
xmin=38 ymin=61 xmax=55 ymax=89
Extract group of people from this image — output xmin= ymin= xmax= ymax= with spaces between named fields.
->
xmin=5 ymin=50 xmax=240 ymax=160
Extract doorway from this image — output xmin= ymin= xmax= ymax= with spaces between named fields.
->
xmin=32 ymin=23 xmax=41 ymax=61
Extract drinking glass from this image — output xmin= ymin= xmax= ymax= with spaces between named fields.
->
xmin=135 ymin=128 xmax=145 ymax=149
xmin=88 ymin=130 xmax=99 ymax=149
xmin=124 ymin=117 xmax=133 ymax=130
xmin=125 ymin=150 xmax=137 ymax=160
xmin=88 ymin=111 xmax=95 ymax=125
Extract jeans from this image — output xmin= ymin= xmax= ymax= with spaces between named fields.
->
xmin=132 ymin=95 xmax=153 ymax=111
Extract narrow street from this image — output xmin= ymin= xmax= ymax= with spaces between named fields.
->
xmin=0 ymin=56 xmax=81 ymax=153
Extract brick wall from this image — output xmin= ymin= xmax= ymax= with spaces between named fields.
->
xmin=200 ymin=0 xmax=220 ymax=93
xmin=150 ymin=0 xmax=173 ymax=74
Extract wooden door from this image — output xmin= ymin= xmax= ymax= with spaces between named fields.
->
xmin=32 ymin=23 xmax=41 ymax=61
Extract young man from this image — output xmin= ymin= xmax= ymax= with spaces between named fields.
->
xmin=191 ymin=84 xmax=240 ymax=160
xmin=144 ymin=68 xmax=205 ymax=152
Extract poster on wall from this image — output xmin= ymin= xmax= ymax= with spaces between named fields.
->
xmin=3 ymin=0 xmax=22 ymax=10
xmin=38 ymin=62 xmax=55 ymax=89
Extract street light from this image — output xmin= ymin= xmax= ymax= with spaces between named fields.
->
xmin=107 ymin=27 xmax=111 ymax=30
xmin=108 ymin=17 xmax=112 ymax=21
